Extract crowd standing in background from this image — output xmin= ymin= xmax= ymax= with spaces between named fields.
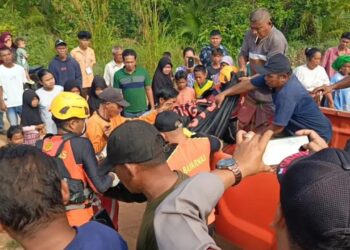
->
xmin=0 ymin=7 xmax=350 ymax=250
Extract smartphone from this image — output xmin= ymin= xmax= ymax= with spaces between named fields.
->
xmin=263 ymin=136 xmax=309 ymax=166
xmin=188 ymin=57 xmax=194 ymax=68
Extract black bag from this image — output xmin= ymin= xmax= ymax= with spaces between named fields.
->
xmin=91 ymin=208 xmax=116 ymax=230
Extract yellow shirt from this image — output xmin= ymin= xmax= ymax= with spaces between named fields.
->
xmin=219 ymin=65 xmax=239 ymax=84
xmin=194 ymin=80 xmax=214 ymax=99
xmin=71 ymin=47 xmax=96 ymax=88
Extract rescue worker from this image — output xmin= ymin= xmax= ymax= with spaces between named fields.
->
xmin=38 ymin=92 xmax=119 ymax=226
xmin=154 ymin=111 xmax=223 ymax=228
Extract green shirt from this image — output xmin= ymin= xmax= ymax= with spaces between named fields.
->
xmin=113 ymin=66 xmax=151 ymax=113
xmin=136 ymin=171 xmax=188 ymax=250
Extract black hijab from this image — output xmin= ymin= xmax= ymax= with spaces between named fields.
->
xmin=152 ymin=57 xmax=173 ymax=99
xmin=88 ymin=76 xmax=107 ymax=115
xmin=21 ymin=89 xmax=43 ymax=126
xmin=64 ymin=79 xmax=82 ymax=95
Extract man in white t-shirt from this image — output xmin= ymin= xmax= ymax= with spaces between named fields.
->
xmin=103 ymin=46 xmax=124 ymax=86
xmin=0 ymin=47 xmax=26 ymax=126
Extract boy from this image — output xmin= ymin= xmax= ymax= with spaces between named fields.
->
xmin=207 ymin=48 xmax=223 ymax=84
xmin=193 ymin=65 xmax=214 ymax=99
xmin=0 ymin=145 xmax=127 ymax=250
xmin=15 ymin=37 xmax=29 ymax=71
xmin=6 ymin=125 xmax=24 ymax=144
xmin=71 ymin=31 xmax=96 ymax=98
xmin=175 ymin=70 xmax=195 ymax=105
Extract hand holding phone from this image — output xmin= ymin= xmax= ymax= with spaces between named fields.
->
xmin=263 ymin=136 xmax=309 ymax=166
xmin=187 ymin=57 xmax=194 ymax=68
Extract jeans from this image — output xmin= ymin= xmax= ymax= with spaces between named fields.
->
xmin=123 ymin=110 xmax=147 ymax=118
xmin=0 ymin=111 xmax=4 ymax=130
xmin=6 ymin=105 xmax=22 ymax=126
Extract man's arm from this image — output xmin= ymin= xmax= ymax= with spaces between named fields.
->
xmin=0 ymin=87 xmax=6 ymax=111
xmin=238 ymin=55 xmax=249 ymax=74
xmin=313 ymin=76 xmax=350 ymax=94
xmin=215 ymin=78 xmax=256 ymax=108
xmin=74 ymin=61 xmax=83 ymax=87
xmin=145 ymin=86 xmax=155 ymax=109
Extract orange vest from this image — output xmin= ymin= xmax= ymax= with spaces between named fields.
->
xmin=167 ymin=137 xmax=211 ymax=175
xmin=42 ymin=135 xmax=93 ymax=227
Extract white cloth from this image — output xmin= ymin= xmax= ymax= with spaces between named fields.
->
xmin=103 ymin=60 xmax=124 ymax=86
xmin=293 ymin=64 xmax=330 ymax=92
xmin=36 ymin=85 xmax=63 ymax=134
xmin=0 ymin=64 xmax=26 ymax=107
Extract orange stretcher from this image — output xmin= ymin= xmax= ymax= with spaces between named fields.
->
xmin=214 ymin=108 xmax=350 ymax=249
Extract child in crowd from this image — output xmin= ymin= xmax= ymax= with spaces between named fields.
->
xmin=6 ymin=125 xmax=24 ymax=145
xmin=35 ymin=69 xmax=63 ymax=134
xmin=88 ymin=76 xmax=108 ymax=115
xmin=155 ymin=87 xmax=179 ymax=111
xmin=329 ymin=55 xmax=350 ymax=111
xmin=219 ymin=56 xmax=238 ymax=84
xmin=193 ymin=65 xmax=215 ymax=99
xmin=15 ymin=37 xmax=29 ymax=71
xmin=175 ymin=70 xmax=195 ymax=105
xmin=64 ymin=79 xmax=82 ymax=96
xmin=21 ymin=89 xmax=45 ymax=145
xmin=207 ymin=48 xmax=223 ymax=84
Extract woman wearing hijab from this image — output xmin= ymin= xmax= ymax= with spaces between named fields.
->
xmin=21 ymin=89 xmax=45 ymax=145
xmin=64 ymin=79 xmax=82 ymax=96
xmin=88 ymin=76 xmax=108 ymax=115
xmin=152 ymin=57 xmax=173 ymax=103
xmin=0 ymin=32 xmax=16 ymax=64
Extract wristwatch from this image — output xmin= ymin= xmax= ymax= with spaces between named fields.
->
xmin=216 ymin=158 xmax=242 ymax=186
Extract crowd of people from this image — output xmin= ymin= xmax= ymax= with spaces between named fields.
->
xmin=0 ymin=7 xmax=350 ymax=250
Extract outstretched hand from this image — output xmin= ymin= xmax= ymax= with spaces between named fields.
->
xmin=295 ymin=129 xmax=328 ymax=152
xmin=215 ymin=92 xmax=226 ymax=109
xmin=312 ymin=85 xmax=333 ymax=95
xmin=234 ymin=130 xmax=274 ymax=178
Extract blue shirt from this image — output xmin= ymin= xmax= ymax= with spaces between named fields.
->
xmin=66 ymin=221 xmax=127 ymax=250
xmin=251 ymin=75 xmax=333 ymax=141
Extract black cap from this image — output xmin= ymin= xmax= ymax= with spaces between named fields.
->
xmin=101 ymin=121 xmax=166 ymax=171
xmin=98 ymin=87 xmax=129 ymax=107
xmin=55 ymin=39 xmax=67 ymax=47
xmin=77 ymin=31 xmax=92 ymax=40
xmin=279 ymin=148 xmax=350 ymax=249
xmin=256 ymin=53 xmax=291 ymax=75
xmin=155 ymin=111 xmax=183 ymax=132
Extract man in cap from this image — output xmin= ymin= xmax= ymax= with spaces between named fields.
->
xmin=216 ymin=53 xmax=333 ymax=142
xmin=102 ymin=120 xmax=188 ymax=250
xmin=71 ymin=31 xmax=96 ymax=98
xmin=273 ymin=146 xmax=350 ymax=249
xmin=48 ymin=39 xmax=82 ymax=88
xmin=154 ymin=129 xmax=350 ymax=250
xmin=86 ymin=87 xmax=172 ymax=156
xmin=155 ymin=111 xmax=222 ymax=176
